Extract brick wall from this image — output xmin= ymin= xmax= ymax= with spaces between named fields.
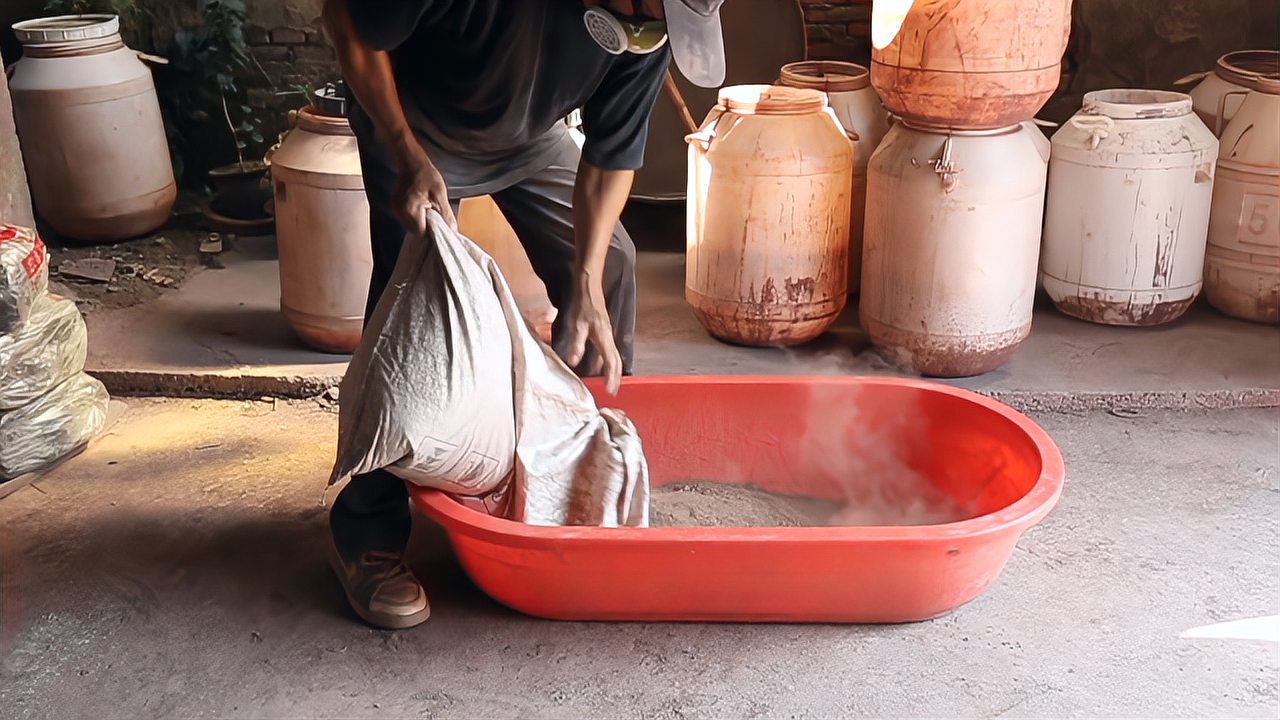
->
xmin=799 ymin=0 xmax=874 ymax=64
xmin=245 ymin=22 xmax=337 ymax=131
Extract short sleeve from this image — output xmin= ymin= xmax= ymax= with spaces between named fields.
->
xmin=580 ymin=47 xmax=672 ymax=171
xmin=346 ymin=0 xmax=446 ymax=51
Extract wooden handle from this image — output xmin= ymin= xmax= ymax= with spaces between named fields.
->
xmin=663 ymin=69 xmax=699 ymax=135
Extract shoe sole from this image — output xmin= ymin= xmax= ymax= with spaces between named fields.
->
xmin=342 ymin=585 xmax=431 ymax=630
xmin=326 ymin=544 xmax=431 ymax=630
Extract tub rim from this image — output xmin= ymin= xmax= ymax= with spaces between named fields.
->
xmin=411 ymin=375 xmax=1065 ymax=546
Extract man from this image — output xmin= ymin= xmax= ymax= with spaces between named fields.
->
xmin=322 ymin=0 xmax=728 ymax=629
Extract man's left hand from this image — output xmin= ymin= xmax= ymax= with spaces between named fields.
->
xmin=564 ymin=279 xmax=623 ymax=396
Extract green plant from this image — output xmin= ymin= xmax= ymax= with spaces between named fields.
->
xmin=166 ymin=0 xmax=265 ymax=173
xmin=277 ymin=82 xmax=312 ymax=100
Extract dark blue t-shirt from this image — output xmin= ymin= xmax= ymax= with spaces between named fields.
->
xmin=347 ymin=0 xmax=671 ymax=195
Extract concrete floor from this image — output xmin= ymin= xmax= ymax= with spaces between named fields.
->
xmin=2 ymin=400 xmax=1277 ymax=718
xmin=82 ymin=236 xmax=1280 ymax=407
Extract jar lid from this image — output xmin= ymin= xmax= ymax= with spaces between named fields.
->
xmin=12 ymin=14 xmax=119 ymax=44
xmin=719 ymin=84 xmax=827 ymax=115
xmin=778 ymin=61 xmax=871 ymax=93
xmin=1082 ymin=89 xmax=1193 ymax=120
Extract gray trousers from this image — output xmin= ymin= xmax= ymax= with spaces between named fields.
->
xmin=330 ymin=109 xmax=638 ymax=561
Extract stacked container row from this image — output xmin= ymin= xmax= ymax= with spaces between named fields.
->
xmin=859 ymin=0 xmax=1071 ymax=376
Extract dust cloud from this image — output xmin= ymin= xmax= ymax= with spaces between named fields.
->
xmin=673 ymin=375 xmax=978 ymax=528
xmin=778 ymin=340 xmax=920 ymax=378
xmin=797 ymin=382 xmax=978 ymax=526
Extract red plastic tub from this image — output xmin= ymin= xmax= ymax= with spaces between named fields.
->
xmin=409 ymin=376 xmax=1064 ymax=623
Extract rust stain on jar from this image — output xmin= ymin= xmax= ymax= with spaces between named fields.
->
xmin=1055 ymin=296 xmax=1194 ymax=327
xmin=759 ymin=277 xmax=779 ymax=305
xmin=784 ymin=276 xmax=816 ymax=303
xmin=864 ymin=318 xmax=1029 ymax=378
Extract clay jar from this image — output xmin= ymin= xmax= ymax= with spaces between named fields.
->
xmin=270 ymin=103 xmax=373 ymax=354
xmin=686 ymin=85 xmax=853 ymax=347
xmin=871 ymin=0 xmax=1073 ymax=130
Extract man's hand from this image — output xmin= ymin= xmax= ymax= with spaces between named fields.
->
xmin=393 ymin=150 xmax=456 ymax=236
xmin=565 ymin=278 xmax=623 ymax=395
xmin=322 ymin=0 xmax=455 ymax=235
xmin=568 ymin=162 xmax=634 ymax=395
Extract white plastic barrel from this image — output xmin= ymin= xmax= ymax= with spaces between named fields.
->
xmin=1042 ymin=90 xmax=1219 ymax=326
xmin=860 ymin=122 xmax=1048 ymax=377
xmin=8 ymin=15 xmax=175 ymax=243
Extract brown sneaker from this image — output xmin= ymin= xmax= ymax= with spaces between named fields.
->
xmin=328 ymin=548 xmax=430 ymax=629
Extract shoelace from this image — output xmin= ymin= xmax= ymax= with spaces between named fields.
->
xmin=356 ymin=550 xmax=406 ymax=585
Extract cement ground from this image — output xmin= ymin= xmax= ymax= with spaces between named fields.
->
xmin=81 ymin=236 xmax=1280 ymax=409
xmin=2 ymin=400 xmax=1277 ymax=718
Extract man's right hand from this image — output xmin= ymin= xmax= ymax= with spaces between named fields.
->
xmin=393 ymin=150 xmax=457 ymax=235
xmin=322 ymin=0 xmax=457 ymax=235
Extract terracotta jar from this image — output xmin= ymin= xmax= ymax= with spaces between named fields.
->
xmin=870 ymin=0 xmax=1073 ymax=129
xmin=860 ymin=122 xmax=1048 ymax=377
xmin=1042 ymin=90 xmax=1219 ymax=327
xmin=1183 ymin=50 xmax=1280 ymax=136
xmin=1205 ymin=77 xmax=1280 ymax=324
xmin=777 ymin=60 xmax=890 ymax=295
xmin=686 ymin=85 xmax=853 ymax=347
xmin=8 ymin=15 xmax=175 ymax=243
xmin=270 ymin=97 xmax=372 ymax=354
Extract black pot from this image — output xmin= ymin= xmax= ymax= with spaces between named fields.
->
xmin=207 ymin=160 xmax=269 ymax=195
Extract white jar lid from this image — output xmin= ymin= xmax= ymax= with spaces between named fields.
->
xmin=12 ymin=14 xmax=119 ymax=44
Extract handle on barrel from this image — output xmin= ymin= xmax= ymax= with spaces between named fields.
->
xmin=1069 ymin=115 xmax=1115 ymax=151
xmin=930 ymin=135 xmax=959 ymax=193
xmin=1215 ymin=89 xmax=1249 ymax=136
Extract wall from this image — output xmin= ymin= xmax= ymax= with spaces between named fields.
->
xmin=241 ymin=0 xmax=332 ymax=136
xmin=799 ymin=0 xmax=873 ymax=64
xmin=1047 ymin=0 xmax=1279 ymax=122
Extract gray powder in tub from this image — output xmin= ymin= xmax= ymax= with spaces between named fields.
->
xmin=649 ymin=481 xmax=974 ymax=528
xmin=649 ymin=482 xmax=841 ymax=528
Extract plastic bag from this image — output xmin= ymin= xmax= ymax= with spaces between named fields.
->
xmin=0 ymin=224 xmax=49 ymax=335
xmin=0 ymin=294 xmax=88 ymax=410
xmin=0 ymin=373 xmax=109 ymax=480
xmin=331 ymin=212 xmax=648 ymax=527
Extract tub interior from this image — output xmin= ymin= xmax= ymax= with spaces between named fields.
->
xmin=595 ymin=379 xmax=1043 ymax=525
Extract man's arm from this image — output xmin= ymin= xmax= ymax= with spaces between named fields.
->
xmin=566 ymin=164 xmax=633 ymax=395
xmin=321 ymin=0 xmax=455 ymax=232
xmin=568 ymin=36 xmax=670 ymax=394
